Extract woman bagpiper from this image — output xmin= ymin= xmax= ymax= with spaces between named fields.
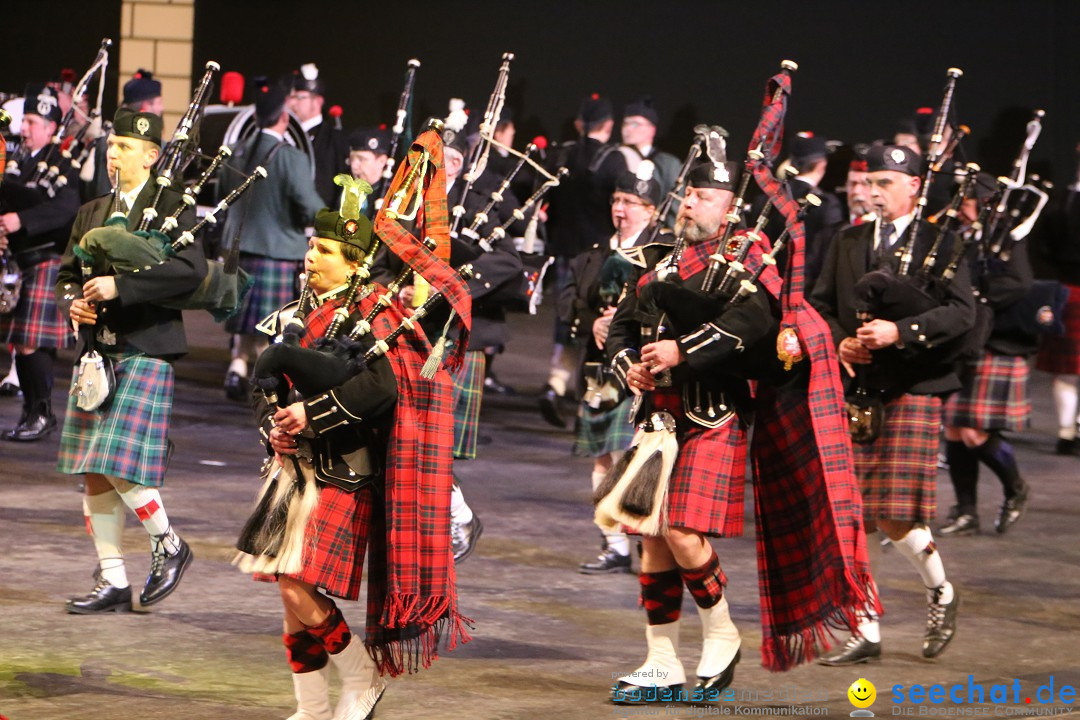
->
xmin=235 ymin=207 xmax=466 ymax=720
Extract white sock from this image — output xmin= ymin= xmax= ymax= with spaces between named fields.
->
xmin=450 ymin=484 xmax=473 ymax=525
xmin=1052 ymin=375 xmax=1079 ymax=439
xmin=891 ymin=526 xmax=951 ymax=601
xmin=1 ymin=351 xmax=18 ymax=386
xmin=228 ymin=356 xmax=248 ymax=378
xmin=115 ymin=481 xmax=181 ymax=554
xmin=83 ymin=492 xmax=129 ymax=589
xmin=857 ymin=618 xmax=881 ymax=643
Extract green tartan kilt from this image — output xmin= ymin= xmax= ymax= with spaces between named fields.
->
xmin=573 ymin=396 xmax=635 ymax=457
xmin=451 ymin=350 xmax=485 ymax=460
xmin=57 ymin=354 xmax=174 ymax=487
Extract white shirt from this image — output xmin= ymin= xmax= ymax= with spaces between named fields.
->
xmin=261 ymin=128 xmax=285 ymax=142
xmin=875 ymin=210 xmax=915 ymax=250
xmin=610 ymin=228 xmax=644 ymax=250
xmin=301 ymin=116 xmax=322 ymax=134
xmin=118 ymin=177 xmax=149 ymax=214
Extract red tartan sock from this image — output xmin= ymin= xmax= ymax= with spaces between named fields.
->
xmin=305 ymin=603 xmax=352 ymax=655
xmin=640 ymin=569 xmax=683 ymax=625
xmin=283 ymin=630 xmax=328 ymax=673
xmin=679 ymin=550 xmax=726 ymax=609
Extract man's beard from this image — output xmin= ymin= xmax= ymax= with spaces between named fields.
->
xmin=683 ymin=218 xmax=720 ymax=243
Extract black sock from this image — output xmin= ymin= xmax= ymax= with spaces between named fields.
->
xmin=945 ymin=440 xmax=979 ymax=515
xmin=975 ymin=433 xmax=1025 ymax=499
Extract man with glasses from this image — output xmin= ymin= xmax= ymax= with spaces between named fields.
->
xmin=564 ymin=166 xmax=666 ymax=575
xmin=288 ymin=63 xmax=348 ymax=207
xmin=616 ymin=98 xmax=681 ymax=213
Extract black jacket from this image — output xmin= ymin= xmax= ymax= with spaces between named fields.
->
xmin=307 ymin=117 xmax=350 ymax=208
xmin=544 ymin=137 xmax=620 ymax=258
xmin=605 ymin=240 xmax=776 ymax=428
xmin=56 ymin=182 xmax=206 ymax=359
xmin=1 ymin=150 xmax=81 ymax=261
xmin=810 ymin=220 xmax=975 ymax=398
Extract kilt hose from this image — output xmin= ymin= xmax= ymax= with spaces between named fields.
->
xmin=1036 ymin=283 xmax=1080 ymax=375
xmin=224 ymin=254 xmax=301 ymax=335
xmin=665 ymin=419 xmax=748 ymax=538
xmin=451 ymin=349 xmax=485 ymax=460
xmin=57 ymin=354 xmax=174 ymax=487
xmin=853 ymin=393 xmax=941 ymax=524
xmin=573 ymin=396 xmax=635 ymax=458
xmin=0 ymin=257 xmax=74 ymax=348
xmin=944 ymin=351 xmax=1031 ymax=431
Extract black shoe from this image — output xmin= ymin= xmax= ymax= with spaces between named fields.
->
xmin=4 ymin=410 xmax=57 ymax=441
xmin=995 ymin=485 xmax=1030 ymax=534
xmin=817 ymin=635 xmax=882 ymax=666
xmin=224 ymin=371 xmax=247 ymax=402
xmin=538 ymin=386 xmax=567 ymax=429
xmin=1054 ymin=438 xmax=1077 ymax=456
xmin=923 ymin=586 xmax=959 ymax=658
xmin=611 ymin=681 xmax=686 ymax=705
xmin=451 ymin=515 xmax=483 ymax=563
xmin=580 ymin=547 xmax=633 ymax=575
xmin=66 ymin=578 xmax=133 ymax=614
xmin=940 ymin=512 xmax=980 ymax=536
xmin=140 ymin=535 xmax=193 ymax=607
xmin=693 ymin=648 xmax=741 ymax=698
xmin=483 ymin=375 xmax=515 ymax=395
xmin=0 ymin=380 xmax=20 ymax=397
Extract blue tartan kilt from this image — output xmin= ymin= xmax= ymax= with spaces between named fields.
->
xmin=573 ymin=396 xmax=635 ymax=458
xmin=57 ymin=354 xmax=174 ymax=487
xmin=451 ymin=350 xmax=485 ymax=460
xmin=0 ymin=257 xmax=75 ymax=348
xmin=224 ymin=254 xmax=301 ymax=335
xmin=943 ymin=352 xmax=1030 ymax=431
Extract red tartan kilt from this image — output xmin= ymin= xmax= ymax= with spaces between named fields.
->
xmin=286 ymin=483 xmax=374 ymax=601
xmin=0 ymin=257 xmax=74 ymax=348
xmin=853 ymin=394 xmax=940 ymax=524
xmin=665 ymin=420 xmax=748 ymax=537
xmin=1036 ymin=284 xmax=1080 ymax=374
xmin=943 ymin=352 xmax=1030 ymax=431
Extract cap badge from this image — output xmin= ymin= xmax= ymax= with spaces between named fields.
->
xmin=36 ymin=92 xmax=57 ymax=117
xmin=342 ymin=219 xmax=359 ymax=238
xmin=713 ymin=163 xmax=730 ymax=183
xmin=367 ymin=137 xmax=379 ymax=150
xmin=135 ymin=117 xmax=151 ymax=135
xmin=889 ymin=148 xmax=906 ymax=164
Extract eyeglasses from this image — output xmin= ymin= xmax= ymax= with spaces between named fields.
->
xmin=610 ymin=197 xmax=648 ymax=208
xmin=622 ymin=119 xmax=649 ymax=129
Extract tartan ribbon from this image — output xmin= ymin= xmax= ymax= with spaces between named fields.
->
xmin=745 ymin=67 xmax=879 ymax=670
xmin=373 ymin=128 xmax=472 ymax=371
xmin=302 ymin=291 xmax=469 ymax=676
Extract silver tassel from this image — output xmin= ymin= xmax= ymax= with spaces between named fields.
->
xmin=421 ymin=309 xmax=456 ymax=379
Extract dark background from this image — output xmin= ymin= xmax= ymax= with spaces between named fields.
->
xmin=5 ymin=0 xmax=1080 ymax=184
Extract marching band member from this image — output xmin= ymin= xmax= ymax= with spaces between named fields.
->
xmin=565 ymin=166 xmax=665 ymax=575
xmin=811 ymin=144 xmax=973 ymax=664
xmin=288 ymin=63 xmax=350 ymax=208
xmin=55 ymin=107 xmax=205 ymax=613
xmin=1 ymin=85 xmax=80 ymax=441
xmin=237 ymin=207 xmax=465 ymax=719
xmin=604 ymin=161 xmax=771 ymax=702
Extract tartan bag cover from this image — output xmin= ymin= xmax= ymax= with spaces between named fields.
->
xmin=739 ymin=67 xmax=878 ymax=671
xmin=373 ymin=128 xmax=472 ymax=373
xmin=300 ymin=287 xmax=469 ymax=676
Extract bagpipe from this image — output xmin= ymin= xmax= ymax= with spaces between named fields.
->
xmin=370 ymin=58 xmax=421 ymax=210
xmin=74 ymin=61 xmax=264 ymax=321
xmin=251 ymin=118 xmax=474 ymax=410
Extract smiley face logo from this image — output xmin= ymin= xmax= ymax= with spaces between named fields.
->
xmin=848 ymin=678 xmax=876 ymax=709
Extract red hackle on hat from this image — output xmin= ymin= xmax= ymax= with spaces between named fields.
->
xmin=531 ymin=135 xmax=548 ymax=150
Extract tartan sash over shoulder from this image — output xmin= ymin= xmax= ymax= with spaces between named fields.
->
xmin=373 ymin=128 xmax=472 ymax=373
xmin=301 ymin=288 xmax=469 ymax=676
xmin=746 ymin=67 xmax=879 ymax=671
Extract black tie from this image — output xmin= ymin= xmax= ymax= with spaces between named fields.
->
xmin=876 ymin=222 xmax=896 ymax=264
